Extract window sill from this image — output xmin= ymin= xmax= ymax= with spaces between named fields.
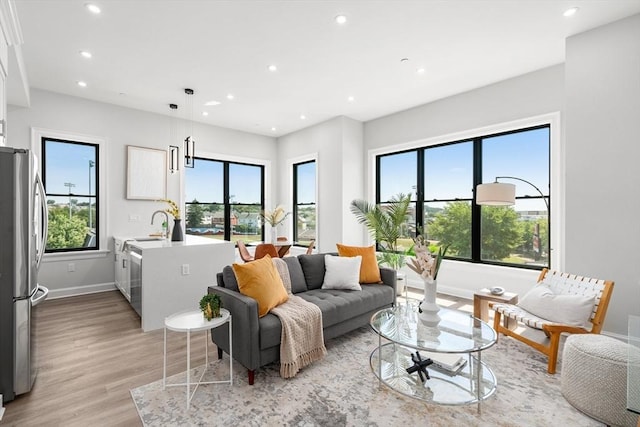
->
xmin=43 ymin=249 xmax=111 ymax=263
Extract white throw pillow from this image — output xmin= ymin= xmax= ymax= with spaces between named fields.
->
xmin=517 ymin=284 xmax=595 ymax=328
xmin=321 ymin=255 xmax=362 ymax=291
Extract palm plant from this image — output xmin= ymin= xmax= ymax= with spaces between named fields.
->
xmin=350 ymin=193 xmax=412 ymax=270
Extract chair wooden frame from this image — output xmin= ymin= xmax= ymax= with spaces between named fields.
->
xmin=491 ymin=268 xmax=614 ymax=374
xmin=236 ymin=240 xmax=254 ymax=263
xmin=305 ymin=240 xmax=316 ymax=255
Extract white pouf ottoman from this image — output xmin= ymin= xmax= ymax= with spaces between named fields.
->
xmin=561 ymin=334 xmax=640 ymax=427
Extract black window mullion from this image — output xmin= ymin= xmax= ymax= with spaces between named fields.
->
xmin=223 ymin=162 xmax=231 ymax=241
xmin=416 ymin=149 xmax=424 ymax=235
xmin=471 ymin=137 xmax=483 ymax=262
xmin=293 ymin=163 xmax=299 ymax=242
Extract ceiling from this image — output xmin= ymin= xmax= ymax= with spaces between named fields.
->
xmin=8 ymin=0 xmax=640 ymax=137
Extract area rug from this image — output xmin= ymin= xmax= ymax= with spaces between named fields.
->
xmin=131 ymin=327 xmax=601 ymax=426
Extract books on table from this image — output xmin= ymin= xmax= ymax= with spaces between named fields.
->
xmin=422 ymin=352 xmax=467 ymax=374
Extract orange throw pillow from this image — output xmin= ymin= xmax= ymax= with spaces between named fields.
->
xmin=232 ymin=255 xmax=289 ymax=317
xmin=336 ymin=244 xmax=382 ymax=284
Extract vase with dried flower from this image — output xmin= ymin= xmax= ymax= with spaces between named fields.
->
xmin=160 ymin=199 xmax=183 ymax=242
xmin=407 ymin=235 xmax=449 ymax=327
xmin=259 ymin=205 xmax=290 ymax=243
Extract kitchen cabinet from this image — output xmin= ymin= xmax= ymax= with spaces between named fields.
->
xmin=126 ymin=235 xmax=234 ymax=332
xmin=113 ymin=237 xmax=131 ymax=301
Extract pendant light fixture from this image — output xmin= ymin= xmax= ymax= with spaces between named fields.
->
xmin=184 ymin=88 xmax=195 ymax=168
xmin=168 ymin=103 xmax=179 ymax=173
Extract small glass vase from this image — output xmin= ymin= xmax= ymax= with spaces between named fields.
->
xmin=270 ymin=227 xmax=277 ymax=244
xmin=171 ymin=219 xmax=184 ymax=242
xmin=418 ymin=278 xmax=441 ymax=327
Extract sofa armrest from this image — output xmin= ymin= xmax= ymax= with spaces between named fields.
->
xmin=380 ymin=267 xmax=397 ymax=294
xmin=207 ymin=285 xmax=261 ymax=371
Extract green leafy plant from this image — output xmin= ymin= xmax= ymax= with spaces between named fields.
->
xmin=350 ymin=193 xmax=412 ymax=270
xmin=199 ymin=294 xmax=222 ymax=321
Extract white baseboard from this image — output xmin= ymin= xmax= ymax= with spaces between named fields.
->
xmin=47 ymin=282 xmax=117 ymax=299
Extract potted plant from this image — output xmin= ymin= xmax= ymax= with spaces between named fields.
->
xmin=199 ymin=293 xmax=222 ymax=321
xmin=350 ymin=192 xmax=412 ymax=271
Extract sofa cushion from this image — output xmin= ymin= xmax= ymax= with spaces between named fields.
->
xmin=321 ymin=254 xmax=362 ymax=291
xmin=282 ymin=256 xmax=308 ymax=294
xmin=299 ymin=285 xmax=394 ymax=329
xmin=222 ymin=265 xmax=240 ymax=292
xmin=233 ymin=255 xmax=289 ymax=318
xmin=298 ymin=253 xmax=330 ymax=290
xmin=336 ymin=244 xmax=382 ymax=284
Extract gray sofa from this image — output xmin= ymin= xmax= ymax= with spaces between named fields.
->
xmin=208 ymin=253 xmax=396 ymax=384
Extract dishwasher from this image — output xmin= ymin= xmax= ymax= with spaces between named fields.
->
xmin=129 ymin=246 xmax=143 ymax=317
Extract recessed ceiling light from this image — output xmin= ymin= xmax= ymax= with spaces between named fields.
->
xmin=202 ymin=111 xmax=210 ymax=116
xmin=400 ymin=58 xmax=409 ymax=63
xmin=79 ymin=50 xmax=92 ymax=59
xmin=563 ymin=7 xmax=579 ymax=17
xmin=416 ymin=67 xmax=426 ymax=74
xmin=347 ymin=96 xmax=355 ymax=102
xmin=271 ymin=127 xmax=277 ymax=132
xmin=85 ymin=3 xmax=101 ymax=14
xmin=300 ymin=114 xmax=306 ymax=120
xmin=204 ymin=100 xmax=220 ymax=106
xmin=335 ymin=15 xmax=347 ymax=24
xmin=77 ymin=81 xmax=87 ymax=87
xmin=226 ymin=94 xmax=235 ymax=100
xmin=268 ymin=64 xmax=278 ymax=72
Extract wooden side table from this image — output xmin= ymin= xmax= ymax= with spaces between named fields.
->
xmin=473 ymin=289 xmax=518 ymax=330
xmin=163 ymin=308 xmax=233 ymax=409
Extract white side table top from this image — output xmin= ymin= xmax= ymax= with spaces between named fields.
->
xmin=165 ymin=308 xmax=230 ymax=333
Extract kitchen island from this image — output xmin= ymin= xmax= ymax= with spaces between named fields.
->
xmin=125 ymin=235 xmax=234 ymax=332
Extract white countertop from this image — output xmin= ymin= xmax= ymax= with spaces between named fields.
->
xmin=117 ymin=234 xmax=228 ymax=250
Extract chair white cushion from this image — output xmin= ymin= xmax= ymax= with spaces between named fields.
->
xmin=517 ymin=284 xmax=595 ymax=328
xmin=321 ymin=255 xmax=362 ymax=291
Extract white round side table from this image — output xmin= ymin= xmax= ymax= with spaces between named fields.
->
xmin=163 ymin=308 xmax=233 ymax=409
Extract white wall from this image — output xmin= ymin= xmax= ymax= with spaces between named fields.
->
xmin=564 ymin=14 xmax=640 ymax=335
xmin=277 ymin=116 xmax=364 ymax=252
xmin=8 ymin=89 xmax=276 ymax=297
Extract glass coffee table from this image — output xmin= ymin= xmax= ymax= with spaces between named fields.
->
xmin=369 ymin=305 xmax=497 ymax=412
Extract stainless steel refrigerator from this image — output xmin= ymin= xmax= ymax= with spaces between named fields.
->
xmin=0 ymin=147 xmax=49 ymax=403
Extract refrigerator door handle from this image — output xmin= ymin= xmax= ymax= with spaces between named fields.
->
xmin=35 ymin=173 xmax=48 ymax=269
xmin=31 ymin=285 xmax=49 ymax=307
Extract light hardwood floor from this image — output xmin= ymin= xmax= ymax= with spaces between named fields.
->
xmin=2 ymin=291 xmax=211 ymax=427
xmin=1 ymin=289 xmax=472 ymax=427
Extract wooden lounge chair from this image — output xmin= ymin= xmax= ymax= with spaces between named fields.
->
xmin=491 ymin=268 xmax=614 ymax=374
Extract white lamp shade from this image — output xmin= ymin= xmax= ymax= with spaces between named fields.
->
xmin=476 ymin=182 xmax=516 ymax=206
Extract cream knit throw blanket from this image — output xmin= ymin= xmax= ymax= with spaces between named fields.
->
xmin=271 ymin=259 xmax=326 ymax=379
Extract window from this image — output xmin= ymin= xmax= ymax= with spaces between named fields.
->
xmin=376 ymin=125 xmax=550 ymax=269
xmin=185 ymin=157 xmax=264 ymax=242
xmin=42 ymin=138 xmax=99 ymax=252
xmin=293 ymin=160 xmax=316 ymax=245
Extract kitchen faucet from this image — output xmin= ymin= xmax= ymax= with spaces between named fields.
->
xmin=151 ymin=210 xmax=169 ymax=239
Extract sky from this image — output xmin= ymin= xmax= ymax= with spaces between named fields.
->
xmin=42 ymin=128 xmax=545 ymax=212
xmin=43 ymin=140 xmax=96 ymax=196
xmin=379 ymin=126 xmax=549 ymax=211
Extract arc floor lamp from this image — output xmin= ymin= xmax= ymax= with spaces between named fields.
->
xmin=475 ymin=176 xmax=549 ymax=211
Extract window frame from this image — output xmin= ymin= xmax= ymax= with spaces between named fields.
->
xmin=292 ymin=159 xmax=317 ymax=245
xmin=185 ymin=156 xmax=265 ymax=242
xmin=32 ymin=127 xmax=108 ymax=261
xmin=372 ymin=117 xmax=557 ymax=271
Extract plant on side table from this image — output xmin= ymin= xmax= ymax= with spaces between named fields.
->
xmin=199 ymin=294 xmax=222 ymax=321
